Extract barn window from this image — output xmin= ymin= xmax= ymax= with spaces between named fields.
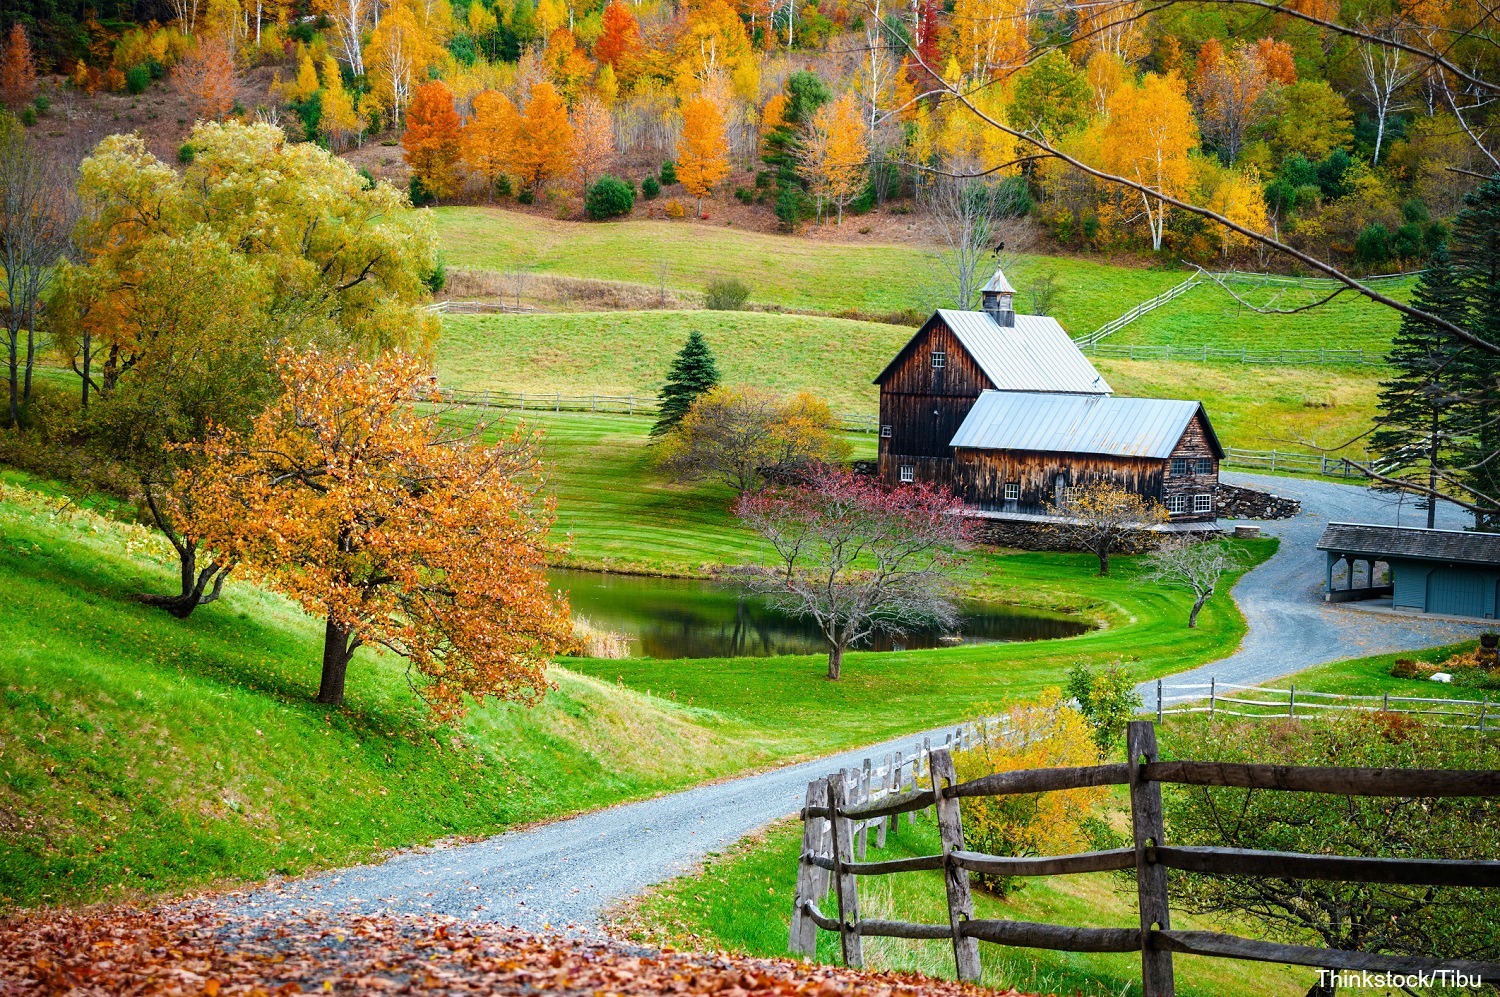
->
xmin=899 ymin=464 xmax=915 ymax=483
xmin=1003 ymin=482 xmax=1019 ymax=501
xmin=930 ymin=351 xmax=946 ymax=369
xmin=1196 ymin=457 xmax=1215 ymax=475
xmin=1166 ymin=494 xmax=1186 ymax=514
xmin=880 ymin=424 xmax=892 ymax=438
xmin=1170 ymin=457 xmax=1186 ymax=475
xmin=1194 ymin=493 xmax=1213 ymax=513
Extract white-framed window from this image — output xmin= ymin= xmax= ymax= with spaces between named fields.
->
xmin=1170 ymin=457 xmax=1187 ymax=475
xmin=1003 ymin=482 xmax=1020 ymax=501
xmin=931 ymin=351 xmax=946 ymax=369
xmin=1166 ymin=494 xmax=1186 ymax=514
xmin=880 ymin=424 xmax=892 ymax=438
xmin=899 ymin=464 xmax=915 ymax=483
xmin=1193 ymin=493 xmax=1214 ymax=513
xmin=1197 ymin=457 xmax=1215 ymax=475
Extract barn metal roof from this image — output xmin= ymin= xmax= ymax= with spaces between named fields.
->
xmin=949 ymin=391 xmax=1223 ymax=459
xmin=1318 ymin=522 xmax=1500 ymax=566
xmin=872 ymin=310 xmax=1112 ymax=394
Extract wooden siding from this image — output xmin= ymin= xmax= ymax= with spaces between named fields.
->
xmin=953 ymin=449 xmax=1163 ymax=511
xmin=1162 ymin=411 xmax=1219 ymax=518
xmin=878 ymin=318 xmax=993 ymax=461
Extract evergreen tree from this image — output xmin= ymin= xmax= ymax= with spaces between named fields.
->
xmin=1370 ymin=245 xmax=1467 ymax=528
xmin=651 ymin=331 xmax=720 ymax=438
xmin=1448 ymin=182 xmax=1500 ymax=530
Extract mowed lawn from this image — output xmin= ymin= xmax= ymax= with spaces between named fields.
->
xmin=1110 ymin=275 xmax=1412 ymax=353
xmin=431 ymin=207 xmax=1187 ymax=332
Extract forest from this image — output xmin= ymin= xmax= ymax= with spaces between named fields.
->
xmin=0 ymin=0 xmax=1485 ymax=270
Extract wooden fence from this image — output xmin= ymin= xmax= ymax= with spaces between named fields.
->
xmin=422 ymin=300 xmax=539 ymax=314
xmin=1222 ymin=447 xmax=1368 ymax=478
xmin=1081 ymin=343 xmax=1385 ymax=366
xmin=789 ymin=720 xmax=1500 ymax=994
xmin=438 ymin=385 xmax=881 ymax=434
xmin=1151 ymin=679 xmax=1496 ymax=730
xmin=1073 ymin=275 xmax=1202 ymax=347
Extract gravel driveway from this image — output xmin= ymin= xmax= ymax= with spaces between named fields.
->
xmin=218 ymin=473 xmax=1493 ymax=932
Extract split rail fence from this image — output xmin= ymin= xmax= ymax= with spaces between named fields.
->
xmin=789 ymin=720 xmax=1500 ymax=995
xmin=1151 ymin=679 xmax=1496 ymax=730
xmin=1221 ymin=447 xmax=1368 ymax=478
xmin=1080 ymin=343 xmax=1385 ymax=365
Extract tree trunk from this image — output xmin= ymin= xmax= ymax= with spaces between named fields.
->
xmin=317 ymin=616 xmax=359 ymax=705
xmin=1096 ymin=544 xmax=1110 ymax=576
xmin=6 ymin=328 xmax=17 ymax=428
xmin=827 ymin=643 xmax=844 ymax=680
xmin=135 ymin=540 xmax=232 ymax=618
xmin=1188 ymin=593 xmax=1208 ymax=628
xmin=1306 ymin=971 xmax=1337 ymax=997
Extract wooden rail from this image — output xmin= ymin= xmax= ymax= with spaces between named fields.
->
xmin=1151 ymin=679 xmax=1494 ymax=730
xmin=789 ymin=720 xmax=1500 ymax=994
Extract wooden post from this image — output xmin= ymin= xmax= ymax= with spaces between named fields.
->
xmin=1157 ymin=679 xmax=1164 ymax=725
xmin=1289 ymin=685 xmax=1296 ymax=718
xmin=930 ymin=748 xmax=981 ymax=983
xmin=790 ymin=778 xmax=830 ymax=957
xmin=1383 ymin=692 xmax=1390 ymax=713
xmin=1209 ymin=677 xmax=1216 ymax=718
xmin=857 ymin=761 xmax=871 ymax=859
xmin=890 ymin=751 xmax=903 ymax=834
xmin=1127 ymin=721 xmax=1174 ymax=997
xmin=1481 ymin=699 xmax=1488 ymax=733
xmin=826 ymin=771 xmax=862 ymax=968
xmin=877 ymin=753 xmax=891 ymax=848
xmin=924 ymin=737 xmax=934 ymax=817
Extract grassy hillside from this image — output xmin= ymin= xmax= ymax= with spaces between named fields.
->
xmin=1109 ymin=276 xmax=1411 ymax=353
xmin=431 ymin=207 xmax=1186 ymax=333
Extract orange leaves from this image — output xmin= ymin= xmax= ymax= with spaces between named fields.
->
xmin=676 ymin=96 xmax=730 ymax=211
xmin=569 ymin=95 xmax=616 ymax=193
xmin=595 ymin=0 xmax=643 ymax=71
xmin=172 ymin=39 xmax=236 ymax=122
xmin=510 ymin=82 xmax=575 ymax=196
xmin=462 ymin=89 xmax=519 ymax=198
xmin=403 ymin=79 xmax=463 ymax=197
xmin=186 ymin=348 xmax=572 ymax=721
xmin=0 ymin=23 xmax=37 ymax=110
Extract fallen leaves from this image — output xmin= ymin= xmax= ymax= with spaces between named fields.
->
xmin=0 ymin=904 xmax=1030 ymax=996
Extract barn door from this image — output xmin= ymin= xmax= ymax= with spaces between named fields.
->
xmin=1426 ymin=569 xmax=1490 ymax=618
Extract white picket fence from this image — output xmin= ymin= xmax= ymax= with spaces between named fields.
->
xmin=1222 ymin=447 xmax=1369 ymax=478
xmin=1073 ymin=275 xmax=1202 ymax=347
xmin=1151 ymin=679 xmax=1496 ymax=731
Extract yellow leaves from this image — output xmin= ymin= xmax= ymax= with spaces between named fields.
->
xmin=462 ymin=89 xmax=519 ymax=196
xmin=1205 ymin=166 xmax=1268 ymax=257
xmin=799 ymin=92 xmax=866 ymax=223
xmin=568 ymin=95 xmax=615 ymax=192
xmin=1098 ymin=70 xmax=1198 ymax=249
xmin=319 ymin=55 xmax=360 ymax=149
xmin=676 ymin=95 xmax=729 ymax=208
xmin=951 ymin=0 xmax=1028 ymax=80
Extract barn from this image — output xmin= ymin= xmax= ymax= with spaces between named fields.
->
xmin=1318 ymin=522 xmax=1500 ymax=619
xmin=874 ymin=268 xmax=1224 ymax=523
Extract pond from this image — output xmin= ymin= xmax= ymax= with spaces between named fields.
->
xmin=549 ymin=568 xmax=1091 ymax=660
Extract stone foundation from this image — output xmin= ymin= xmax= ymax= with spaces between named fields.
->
xmin=966 ymin=518 xmax=1193 ymax=554
xmin=1216 ymin=482 xmax=1300 ymax=520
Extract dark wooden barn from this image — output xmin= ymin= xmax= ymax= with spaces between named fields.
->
xmin=873 ymin=268 xmax=1224 ymax=523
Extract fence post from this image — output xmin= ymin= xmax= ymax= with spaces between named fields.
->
xmin=1210 ymin=677 xmax=1216 ymax=718
xmin=877 ymin=753 xmax=892 ymax=848
xmin=1384 ymin=692 xmax=1390 ymax=713
xmin=826 ymin=770 xmax=863 ymax=968
xmin=1481 ymin=699 xmax=1488 ymax=733
xmin=790 ymin=778 xmax=830 ymax=957
xmin=1289 ymin=685 xmax=1296 ymax=718
xmin=1157 ymin=679 xmax=1164 ymax=725
xmin=930 ymin=748 xmax=982 ymax=983
xmin=1127 ymin=721 xmax=1175 ymax=997
xmin=857 ymin=760 xmax=871 ymax=859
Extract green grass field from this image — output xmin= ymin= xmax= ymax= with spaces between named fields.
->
xmin=431 ymin=207 xmax=1186 ymax=333
xmin=1109 ymin=276 xmax=1411 ymax=354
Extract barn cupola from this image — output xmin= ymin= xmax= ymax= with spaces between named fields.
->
xmin=980 ymin=268 xmax=1016 ymax=327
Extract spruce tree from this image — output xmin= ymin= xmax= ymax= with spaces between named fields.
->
xmin=1448 ymin=182 xmax=1500 ymax=530
xmin=651 ymin=331 xmax=720 ymax=437
xmin=1370 ymin=245 xmax=1468 ymax=528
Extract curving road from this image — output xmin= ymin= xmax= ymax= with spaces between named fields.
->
xmin=217 ymin=474 xmax=1492 ymax=932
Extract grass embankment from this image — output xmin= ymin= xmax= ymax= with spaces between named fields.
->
xmin=614 ymin=814 xmax=1304 ymax=997
xmin=1110 ymin=276 xmax=1411 ymax=354
xmin=431 ymin=207 xmax=1186 ymax=332
xmin=0 ymin=409 xmax=1272 ymax=909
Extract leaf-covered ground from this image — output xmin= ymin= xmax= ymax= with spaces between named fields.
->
xmin=0 ymin=903 xmax=1032 ymax=997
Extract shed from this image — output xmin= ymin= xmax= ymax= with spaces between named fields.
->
xmin=1316 ymin=522 xmax=1500 ymax=619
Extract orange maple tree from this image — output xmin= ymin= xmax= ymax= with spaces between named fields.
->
xmin=403 ymin=79 xmax=463 ymax=198
xmin=593 ymin=0 xmax=642 ymax=72
xmin=1254 ymin=36 xmax=1297 ymax=85
xmin=0 ymin=24 xmax=37 ymax=110
xmin=186 ymin=348 xmax=573 ymax=719
xmin=462 ymin=89 xmax=519 ymax=198
xmin=568 ymin=95 xmax=615 ymax=192
xmin=509 ymin=82 xmax=574 ymax=196
xmin=676 ymin=95 xmax=729 ymax=214
xmin=172 ymin=39 xmax=236 ymax=121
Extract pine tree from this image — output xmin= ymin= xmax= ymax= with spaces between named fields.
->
xmin=651 ymin=331 xmax=720 ymax=437
xmin=1370 ymin=245 xmax=1468 ymax=528
xmin=1449 ymin=182 xmax=1500 ymax=530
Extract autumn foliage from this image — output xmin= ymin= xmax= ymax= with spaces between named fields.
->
xmin=594 ymin=1 xmax=643 ymax=70
xmin=185 ymin=348 xmax=573 ymax=720
xmin=676 ymin=96 xmax=730 ymax=213
xmin=172 ymin=39 xmax=236 ymax=122
xmin=462 ymin=89 xmax=519 ymax=198
xmin=0 ymin=24 xmax=37 ymax=110
xmin=509 ymin=82 xmax=574 ymax=196
xmin=403 ymin=79 xmax=463 ymax=197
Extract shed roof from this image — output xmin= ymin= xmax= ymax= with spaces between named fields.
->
xmin=981 ymin=270 xmax=1016 ymax=294
xmin=873 ymin=310 xmax=1112 ymax=395
xmin=949 ymin=391 xmax=1224 ymax=459
xmin=1317 ymin=522 xmax=1500 ymax=566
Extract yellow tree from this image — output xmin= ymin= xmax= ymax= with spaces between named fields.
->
xmin=462 ymin=89 xmax=519 ymax=198
xmin=568 ymin=94 xmax=615 ymax=193
xmin=509 ymin=81 xmax=574 ymax=196
xmin=186 ymin=348 xmax=573 ymax=719
xmin=1207 ymin=167 xmax=1268 ymax=258
xmin=1100 ymin=72 xmax=1198 ymax=251
xmin=319 ymin=54 xmax=360 ymax=149
xmin=950 ymin=0 xmax=1028 ymax=80
xmin=809 ymin=93 xmax=866 ymax=225
xmin=1074 ymin=0 xmax=1147 ymax=65
xmin=677 ymin=95 xmax=729 ymax=214
xmin=281 ymin=47 xmax=320 ymax=103
xmin=365 ymin=0 xmax=432 ymax=122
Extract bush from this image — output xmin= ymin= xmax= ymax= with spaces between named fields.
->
xmin=734 ymin=187 xmax=753 ymax=204
xmin=951 ymin=693 xmax=1107 ymax=896
xmin=664 ymin=198 xmax=686 ymax=219
xmin=1392 ymin=222 xmax=1425 ymax=261
xmin=517 ymin=189 xmax=535 ymax=205
xmin=19 ymin=107 xmax=36 ymax=127
xmin=125 ymin=64 xmax=151 ymax=95
xmin=703 ymin=277 xmax=750 ymax=310
xmin=641 ymin=175 xmax=660 ymax=200
xmin=357 ymin=167 xmax=376 ymax=190
xmin=409 ymin=175 xmax=437 ymax=207
xmin=423 ymin=252 xmax=446 ymax=293
xmin=585 ymin=174 xmax=636 ymax=220
xmin=659 ymin=159 xmax=677 ymax=186
xmin=1355 ymin=223 xmax=1393 ymax=267
xmin=32 ymin=94 xmax=50 ymax=115
xmin=1065 ymin=660 xmax=1142 ymax=754
xmin=177 ymin=143 xmax=196 ymax=164
xmin=774 ymin=186 xmax=801 ymax=229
